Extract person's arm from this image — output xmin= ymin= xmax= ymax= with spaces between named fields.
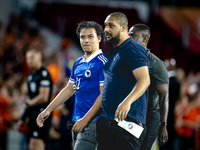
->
xmin=26 ymin=87 xmax=50 ymax=107
xmin=72 ymin=86 xmax=103 ymax=132
xmin=115 ymin=66 xmax=150 ymax=121
xmin=16 ymin=85 xmax=50 ymax=130
xmin=36 ymin=82 xmax=75 ymax=127
xmin=157 ymin=84 xmax=169 ymax=145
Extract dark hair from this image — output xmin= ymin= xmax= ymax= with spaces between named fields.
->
xmin=26 ymin=44 xmax=44 ymax=62
xmin=133 ymin=24 xmax=151 ymax=36
xmin=76 ymin=21 xmax=104 ymax=39
xmin=109 ymin=12 xmax=128 ymax=29
xmin=27 ymin=44 xmax=43 ymax=54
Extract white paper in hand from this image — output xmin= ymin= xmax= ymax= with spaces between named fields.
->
xmin=117 ymin=120 xmax=144 ymax=139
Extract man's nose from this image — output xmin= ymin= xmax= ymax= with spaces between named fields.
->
xmin=83 ymin=38 xmax=89 ymax=43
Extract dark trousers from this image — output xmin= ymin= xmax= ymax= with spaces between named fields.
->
xmin=141 ymin=110 xmax=160 ymax=150
xmin=96 ymin=116 xmax=146 ymax=150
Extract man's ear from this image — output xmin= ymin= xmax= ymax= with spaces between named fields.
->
xmin=98 ymin=36 xmax=101 ymax=43
xmin=121 ymin=25 xmax=127 ymax=32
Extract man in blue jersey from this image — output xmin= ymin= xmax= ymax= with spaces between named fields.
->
xmin=96 ymin=12 xmax=150 ymax=150
xmin=36 ymin=21 xmax=107 ymax=150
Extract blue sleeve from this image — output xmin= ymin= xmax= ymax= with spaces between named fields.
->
xmin=69 ymin=62 xmax=76 ymax=83
xmin=125 ymin=43 xmax=148 ymax=71
xmin=99 ymin=65 xmax=105 ymax=86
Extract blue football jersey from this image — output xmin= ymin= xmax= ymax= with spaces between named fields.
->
xmin=69 ymin=50 xmax=107 ymax=121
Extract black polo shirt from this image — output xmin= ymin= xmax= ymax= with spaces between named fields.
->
xmin=101 ymin=38 xmax=149 ymax=124
xmin=22 ymin=66 xmax=53 ymax=121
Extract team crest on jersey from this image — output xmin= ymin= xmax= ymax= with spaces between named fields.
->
xmin=85 ymin=70 xmax=91 ymax=77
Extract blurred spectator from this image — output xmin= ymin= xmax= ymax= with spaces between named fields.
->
xmin=174 ymin=70 xmax=200 ymax=148
xmin=175 ymin=79 xmax=200 ymax=150
xmin=160 ymin=58 xmax=181 ymax=150
xmin=176 ymin=68 xmax=186 ymax=83
xmin=0 ymin=86 xmax=13 ymax=150
xmin=0 ymin=12 xmax=79 ymax=150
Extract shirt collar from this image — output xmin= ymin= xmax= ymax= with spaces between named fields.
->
xmin=110 ymin=37 xmax=132 ymax=54
xmin=82 ymin=49 xmax=103 ymax=63
xmin=118 ymin=37 xmax=132 ymax=49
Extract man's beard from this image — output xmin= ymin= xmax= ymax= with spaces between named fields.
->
xmin=104 ymin=31 xmax=120 ymax=48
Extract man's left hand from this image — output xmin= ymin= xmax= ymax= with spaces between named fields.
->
xmin=158 ymin=126 xmax=168 ymax=146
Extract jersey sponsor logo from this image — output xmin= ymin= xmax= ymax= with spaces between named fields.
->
xmin=85 ymin=70 xmax=91 ymax=77
xmin=42 ymin=70 xmax=48 ymax=77
xmin=40 ymin=80 xmax=50 ymax=86
xmin=30 ymin=82 xmax=36 ymax=93
xmin=28 ymin=75 xmax=32 ymax=81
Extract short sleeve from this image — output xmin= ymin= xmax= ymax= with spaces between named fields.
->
xmin=69 ymin=62 xmax=76 ymax=83
xmin=39 ymin=70 xmax=52 ymax=87
xmin=125 ymin=44 xmax=148 ymax=71
xmin=153 ymin=60 xmax=169 ymax=85
xmin=99 ymin=65 xmax=105 ymax=86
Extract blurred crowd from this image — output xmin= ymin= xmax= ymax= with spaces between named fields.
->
xmin=0 ymin=13 xmax=200 ymax=150
xmin=163 ymin=58 xmax=200 ymax=150
xmin=0 ymin=14 xmax=79 ymax=150
xmin=174 ymin=69 xmax=200 ymax=150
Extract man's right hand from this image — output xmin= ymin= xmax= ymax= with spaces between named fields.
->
xmin=36 ymin=110 xmax=50 ymax=127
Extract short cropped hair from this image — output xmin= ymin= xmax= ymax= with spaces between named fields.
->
xmin=76 ymin=21 xmax=104 ymax=39
xmin=27 ymin=44 xmax=44 ymax=61
xmin=27 ymin=44 xmax=43 ymax=54
xmin=133 ymin=24 xmax=151 ymax=37
xmin=109 ymin=12 xmax=128 ymax=29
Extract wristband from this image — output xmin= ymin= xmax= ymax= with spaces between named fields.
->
xmin=159 ymin=122 xmax=167 ymax=127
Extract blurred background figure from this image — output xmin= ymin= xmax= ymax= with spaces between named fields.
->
xmin=174 ymin=72 xmax=200 ymax=150
xmin=16 ymin=46 xmax=53 ymax=150
xmin=0 ymin=88 xmax=13 ymax=150
xmin=160 ymin=58 xmax=180 ymax=150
